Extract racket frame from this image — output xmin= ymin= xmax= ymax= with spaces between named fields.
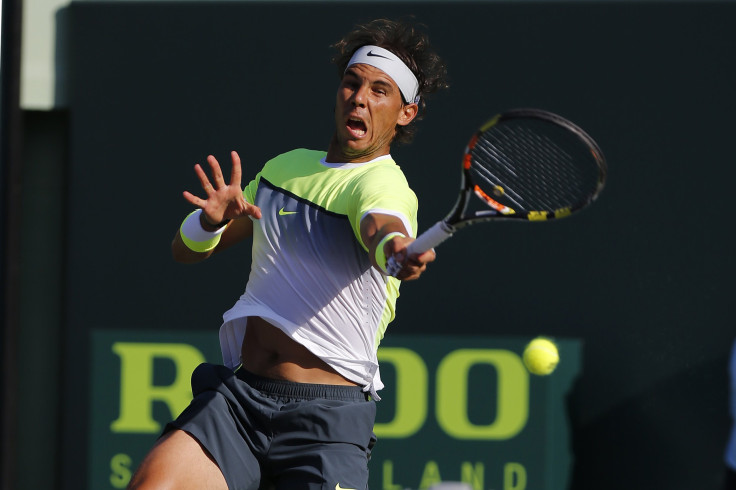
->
xmin=385 ymin=108 xmax=607 ymax=277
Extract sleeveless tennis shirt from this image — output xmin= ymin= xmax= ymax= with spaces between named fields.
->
xmin=219 ymin=149 xmax=418 ymax=399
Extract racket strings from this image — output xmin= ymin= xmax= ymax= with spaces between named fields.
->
xmin=478 ymin=126 xmax=585 ymax=202
xmin=470 ymin=121 xmax=600 ymax=212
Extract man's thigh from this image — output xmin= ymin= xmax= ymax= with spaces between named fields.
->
xmin=273 ymin=441 xmax=372 ymax=490
xmin=268 ymin=398 xmax=377 ymax=490
xmin=128 ymin=429 xmax=227 ymax=490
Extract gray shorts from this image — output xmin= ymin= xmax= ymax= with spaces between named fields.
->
xmin=165 ymin=363 xmax=377 ymax=490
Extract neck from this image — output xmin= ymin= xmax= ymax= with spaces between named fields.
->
xmin=325 ymin=133 xmax=392 ymax=164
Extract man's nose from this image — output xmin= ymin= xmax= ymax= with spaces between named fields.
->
xmin=352 ymin=85 xmax=368 ymax=107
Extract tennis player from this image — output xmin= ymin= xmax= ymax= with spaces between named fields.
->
xmin=128 ymin=18 xmax=448 ymax=490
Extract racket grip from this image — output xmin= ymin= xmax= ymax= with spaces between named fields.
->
xmin=385 ymin=220 xmax=454 ymax=277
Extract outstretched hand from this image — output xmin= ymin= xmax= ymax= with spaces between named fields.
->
xmin=183 ymin=151 xmax=262 ymax=225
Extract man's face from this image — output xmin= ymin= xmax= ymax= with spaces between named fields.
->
xmin=329 ymin=63 xmax=417 ymax=163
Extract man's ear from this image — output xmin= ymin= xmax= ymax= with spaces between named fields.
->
xmin=397 ymin=103 xmax=419 ymax=127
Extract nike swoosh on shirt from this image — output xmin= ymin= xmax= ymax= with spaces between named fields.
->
xmin=335 ymin=484 xmax=356 ymax=490
xmin=278 ymin=207 xmax=297 ymax=216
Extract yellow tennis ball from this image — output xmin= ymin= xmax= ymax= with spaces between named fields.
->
xmin=523 ymin=337 xmax=559 ymax=375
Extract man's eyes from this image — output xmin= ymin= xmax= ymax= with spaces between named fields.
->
xmin=342 ymin=78 xmax=389 ymax=96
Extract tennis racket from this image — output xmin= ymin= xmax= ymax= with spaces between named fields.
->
xmin=386 ymin=108 xmax=607 ymax=277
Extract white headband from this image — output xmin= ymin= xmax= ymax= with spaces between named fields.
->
xmin=346 ymin=45 xmax=420 ymax=104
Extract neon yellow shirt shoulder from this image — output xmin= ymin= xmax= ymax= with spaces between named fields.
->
xmin=243 ymin=149 xmax=418 ymax=244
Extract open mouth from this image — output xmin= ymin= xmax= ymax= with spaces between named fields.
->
xmin=346 ymin=117 xmax=367 ymax=137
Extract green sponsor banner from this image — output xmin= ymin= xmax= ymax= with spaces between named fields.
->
xmin=90 ymin=330 xmax=581 ymax=489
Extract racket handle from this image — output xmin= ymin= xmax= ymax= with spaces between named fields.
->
xmin=385 ymin=220 xmax=454 ymax=277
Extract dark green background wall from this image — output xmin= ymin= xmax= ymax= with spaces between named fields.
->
xmin=57 ymin=1 xmax=735 ymax=489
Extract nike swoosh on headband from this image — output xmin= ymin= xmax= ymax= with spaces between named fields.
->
xmin=346 ymin=45 xmax=420 ymax=104
xmin=366 ymin=50 xmax=390 ymax=60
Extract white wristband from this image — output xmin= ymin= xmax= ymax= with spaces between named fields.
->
xmin=180 ymin=209 xmax=227 ymax=252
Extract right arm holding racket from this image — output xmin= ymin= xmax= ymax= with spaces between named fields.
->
xmin=386 ymin=108 xmax=607 ymax=277
xmin=361 ymin=212 xmax=436 ymax=281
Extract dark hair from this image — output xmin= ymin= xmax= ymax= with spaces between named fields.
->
xmin=332 ymin=18 xmax=449 ymax=145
